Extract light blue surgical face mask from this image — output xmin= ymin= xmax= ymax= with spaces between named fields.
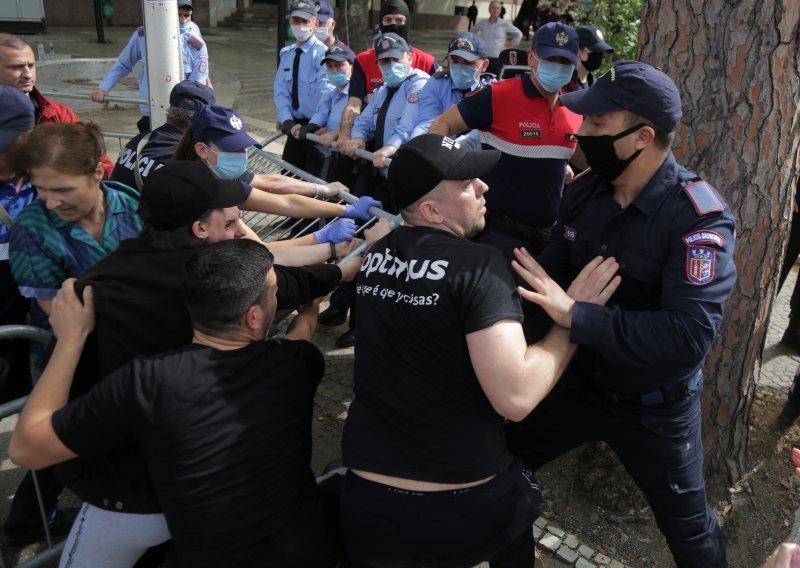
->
xmin=535 ymin=58 xmax=575 ymax=93
xmin=179 ymin=22 xmax=189 ymax=33
xmin=205 ymin=145 xmax=248 ymax=180
xmin=380 ymin=61 xmax=408 ymax=87
xmin=327 ymin=70 xmax=350 ymax=88
xmin=450 ymin=63 xmax=479 ymax=91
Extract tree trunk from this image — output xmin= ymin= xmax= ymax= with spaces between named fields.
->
xmin=336 ymin=0 xmax=372 ymax=53
xmin=639 ymin=1 xmax=800 ymax=490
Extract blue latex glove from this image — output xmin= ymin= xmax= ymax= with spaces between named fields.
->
xmin=343 ymin=196 xmax=382 ymax=221
xmin=313 ymin=218 xmax=357 ymax=244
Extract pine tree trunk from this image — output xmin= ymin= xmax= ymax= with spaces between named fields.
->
xmin=639 ymin=0 xmax=800 ymax=489
xmin=336 ymin=0 xmax=372 ymax=53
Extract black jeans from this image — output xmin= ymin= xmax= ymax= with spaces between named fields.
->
xmin=341 ymin=460 xmax=538 ymax=568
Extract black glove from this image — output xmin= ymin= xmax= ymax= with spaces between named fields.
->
xmin=280 ymin=119 xmax=296 ymax=136
xmin=297 ymin=123 xmax=321 ymax=141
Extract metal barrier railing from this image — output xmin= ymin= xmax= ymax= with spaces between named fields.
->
xmin=304 ymin=132 xmax=393 ymax=168
xmin=38 ymin=90 xmax=146 ymax=106
xmin=0 ymin=326 xmax=63 ymax=568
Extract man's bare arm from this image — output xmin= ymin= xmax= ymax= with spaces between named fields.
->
xmin=429 ymin=104 xmax=469 ymax=137
xmin=337 ymin=96 xmax=363 ymax=142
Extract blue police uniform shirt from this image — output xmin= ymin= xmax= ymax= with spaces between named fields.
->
xmin=98 ymin=27 xmax=209 ymax=115
xmin=111 ymin=123 xmax=185 ymax=189
xmin=351 ymin=69 xmax=429 ymax=176
xmin=0 ymin=179 xmax=38 ymax=261
xmin=536 ymin=152 xmax=736 ymax=393
xmin=410 ymin=70 xmax=495 ymax=139
xmin=274 ymin=36 xmax=330 ymax=124
xmin=309 ymin=83 xmax=350 ymax=135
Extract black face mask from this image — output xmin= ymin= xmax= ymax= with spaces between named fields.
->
xmin=380 ymin=23 xmax=408 ymax=41
xmin=583 ymin=51 xmax=604 ymax=72
xmin=578 ymin=123 xmax=645 ymax=182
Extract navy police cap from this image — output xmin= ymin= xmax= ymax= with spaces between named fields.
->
xmin=169 ymin=80 xmax=216 ymax=110
xmin=0 ymin=86 xmax=34 ymax=153
xmin=287 ymin=0 xmax=317 ymax=20
xmin=447 ymin=32 xmax=488 ymax=62
xmin=375 ymin=33 xmax=410 ymax=60
xmin=177 ymin=0 xmax=192 ymax=8
xmin=316 ymin=0 xmax=334 ymax=22
xmin=576 ymin=25 xmax=614 ymax=53
xmin=191 ymin=104 xmax=262 ymax=152
xmin=322 ymin=43 xmax=355 ymax=64
xmin=560 ymin=60 xmax=683 ymax=131
xmin=532 ymin=21 xmax=579 ymax=66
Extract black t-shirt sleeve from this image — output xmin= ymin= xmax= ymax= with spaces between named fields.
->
xmin=460 ymin=248 xmax=523 ymax=334
xmin=349 ymin=60 xmax=368 ymax=102
xmin=456 ymin=85 xmax=493 ymax=130
xmin=51 ymin=363 xmax=142 ymax=459
xmin=274 ymin=264 xmax=342 ymax=310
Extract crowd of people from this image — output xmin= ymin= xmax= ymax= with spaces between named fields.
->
xmin=0 ymin=0 xmax=787 ymax=566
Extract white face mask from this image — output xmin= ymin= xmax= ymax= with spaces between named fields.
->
xmin=291 ymin=24 xmax=314 ymax=42
xmin=314 ymin=25 xmax=330 ymax=41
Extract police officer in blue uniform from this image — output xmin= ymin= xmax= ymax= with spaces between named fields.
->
xmin=274 ymin=0 xmax=331 ymax=178
xmin=91 ymin=0 xmax=210 ymax=133
xmin=506 ymin=61 xmax=734 ymax=567
xmin=111 ymin=80 xmax=216 ymax=190
xmin=410 ymin=31 xmax=494 ymax=146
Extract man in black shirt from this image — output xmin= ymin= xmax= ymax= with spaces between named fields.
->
xmin=10 ymin=238 xmax=342 ymax=567
xmin=340 ymin=134 xmax=620 ymax=567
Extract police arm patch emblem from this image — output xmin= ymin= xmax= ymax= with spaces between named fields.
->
xmin=683 ymin=181 xmax=723 ymax=216
xmin=564 ymin=226 xmax=576 ymax=241
xmin=686 ymin=245 xmax=716 ymax=285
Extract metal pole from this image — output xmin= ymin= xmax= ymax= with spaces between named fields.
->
xmin=93 ymin=0 xmax=106 ymax=43
xmin=142 ymin=0 xmax=182 ymax=130
xmin=277 ymin=0 xmax=287 ymax=59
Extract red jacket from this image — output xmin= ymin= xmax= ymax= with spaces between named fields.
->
xmin=31 ymin=88 xmax=115 ymax=179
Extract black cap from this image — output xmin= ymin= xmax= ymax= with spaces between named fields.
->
xmin=375 ymin=32 xmax=410 ymax=60
xmin=169 ymin=80 xmax=216 ymax=110
xmin=140 ymin=161 xmax=249 ymax=230
xmin=576 ymin=25 xmax=614 ymax=53
xmin=177 ymin=0 xmax=192 ymax=7
xmin=0 ymin=86 xmax=35 ymax=153
xmin=322 ymin=43 xmax=355 ymax=64
xmin=388 ymin=134 xmax=500 ymax=210
xmin=560 ymin=60 xmax=682 ymax=131
xmin=532 ymin=21 xmax=579 ymax=65
xmin=447 ymin=32 xmax=488 ymax=61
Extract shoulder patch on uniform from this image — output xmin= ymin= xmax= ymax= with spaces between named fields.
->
xmin=187 ymin=35 xmax=205 ymax=50
xmin=407 ymin=90 xmax=420 ymax=103
xmin=686 ymin=245 xmax=716 ymax=286
xmin=683 ymin=181 xmax=723 ymax=216
xmin=137 ymin=26 xmax=145 ymax=36
xmin=433 ymin=70 xmax=449 ymax=79
xmin=682 ymin=230 xmax=724 ymax=247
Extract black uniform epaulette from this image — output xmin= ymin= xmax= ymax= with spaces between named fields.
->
xmin=137 ymin=26 xmax=144 ymax=36
xmin=187 ymin=35 xmax=205 ymax=50
xmin=681 ymin=179 xmax=723 ymax=216
xmin=433 ymin=69 xmax=450 ymax=79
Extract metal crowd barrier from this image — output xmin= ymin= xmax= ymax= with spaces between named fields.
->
xmin=38 ymin=90 xmax=146 ymax=106
xmin=0 ymin=326 xmax=63 ymax=568
xmin=304 ymin=132 xmax=393 ymax=168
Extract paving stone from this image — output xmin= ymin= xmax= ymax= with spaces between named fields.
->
xmin=593 ymin=553 xmax=611 ymax=565
xmin=578 ymin=545 xmax=594 ymax=558
xmin=538 ymin=533 xmax=562 ymax=553
xmin=575 ymin=559 xmax=597 ymax=568
xmin=563 ymin=534 xmax=579 ymax=549
xmin=609 ymin=561 xmax=624 ymax=568
xmin=534 ymin=516 xmax=548 ymax=529
xmin=547 ymin=525 xmax=566 ymax=538
xmin=533 ymin=525 xmax=543 ymax=540
xmin=556 ymin=545 xmax=579 ymax=564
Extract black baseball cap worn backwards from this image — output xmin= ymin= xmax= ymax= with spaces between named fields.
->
xmin=388 ymin=134 xmax=501 ymax=210
xmin=140 ymin=161 xmax=249 ymax=230
xmin=559 ymin=60 xmax=683 ymax=131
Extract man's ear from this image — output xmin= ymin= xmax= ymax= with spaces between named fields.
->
xmin=191 ymin=219 xmax=208 ymax=239
xmin=479 ymin=59 xmax=490 ymax=73
xmin=635 ymin=125 xmax=656 ymax=150
xmin=242 ymin=304 xmax=262 ymax=333
xmin=417 ymin=199 xmax=443 ymax=224
xmin=194 ymin=142 xmax=209 ymax=160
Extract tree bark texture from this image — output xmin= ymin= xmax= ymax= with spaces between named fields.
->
xmin=336 ymin=0 xmax=372 ymax=53
xmin=639 ymin=1 xmax=800 ymax=489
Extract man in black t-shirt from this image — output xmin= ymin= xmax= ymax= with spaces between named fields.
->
xmin=9 ymin=239 xmax=342 ymax=568
xmin=340 ymin=134 xmax=620 ymax=567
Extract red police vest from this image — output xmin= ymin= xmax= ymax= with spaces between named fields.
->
xmin=355 ymin=47 xmax=437 ymax=96
xmin=479 ymin=77 xmax=582 ymax=159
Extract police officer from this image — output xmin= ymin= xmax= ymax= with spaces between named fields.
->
xmin=431 ymin=22 xmax=582 ymax=261
xmin=506 ymin=60 xmax=735 ymax=567
xmin=563 ymin=25 xmax=614 ymax=93
xmin=90 ymin=0 xmax=210 ymax=133
xmin=274 ymin=0 xmax=330 ymax=178
xmin=313 ymin=0 xmax=340 ymax=49
xmin=111 ymin=79 xmax=215 ymax=190
xmin=409 ymin=32 xmax=494 ymax=142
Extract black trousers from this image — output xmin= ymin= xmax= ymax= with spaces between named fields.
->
xmin=341 ymin=460 xmax=539 ymax=568
xmin=780 ymin=209 xmax=800 ymax=318
xmin=282 ymin=121 xmax=330 ymax=180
